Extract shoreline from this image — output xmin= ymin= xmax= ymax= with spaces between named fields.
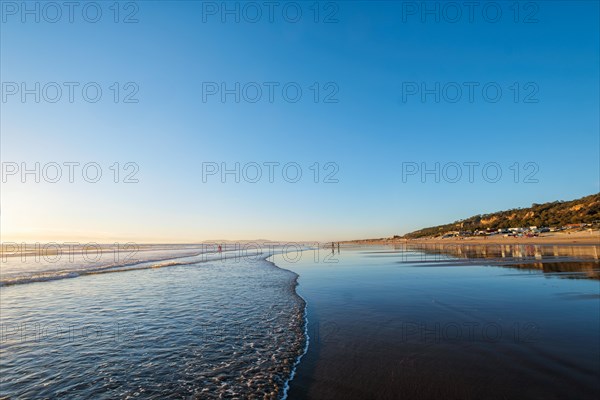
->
xmin=264 ymin=252 xmax=310 ymax=400
xmin=343 ymin=230 xmax=600 ymax=246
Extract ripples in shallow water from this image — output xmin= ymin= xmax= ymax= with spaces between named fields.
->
xmin=0 ymin=256 xmax=306 ymax=399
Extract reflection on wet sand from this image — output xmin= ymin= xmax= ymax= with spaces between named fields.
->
xmin=368 ymin=244 xmax=600 ymax=279
xmin=284 ymin=246 xmax=600 ymax=399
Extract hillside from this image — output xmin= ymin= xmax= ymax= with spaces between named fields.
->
xmin=402 ymin=193 xmax=600 ymax=239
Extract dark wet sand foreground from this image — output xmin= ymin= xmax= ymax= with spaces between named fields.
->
xmin=271 ymin=245 xmax=600 ymax=400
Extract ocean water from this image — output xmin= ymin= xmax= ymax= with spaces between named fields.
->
xmin=0 ymin=244 xmax=263 ymax=286
xmin=0 ymin=248 xmax=306 ymax=399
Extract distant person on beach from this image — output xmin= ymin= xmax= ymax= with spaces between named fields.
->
xmin=218 ymin=245 xmax=222 ymax=252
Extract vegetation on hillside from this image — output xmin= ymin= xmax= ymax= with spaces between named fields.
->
xmin=402 ymin=193 xmax=600 ymax=239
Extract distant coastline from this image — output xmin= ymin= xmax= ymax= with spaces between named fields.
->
xmin=400 ymin=193 xmax=599 ymax=239
xmin=343 ymin=193 xmax=599 ymax=246
xmin=344 ymin=229 xmax=600 ymax=246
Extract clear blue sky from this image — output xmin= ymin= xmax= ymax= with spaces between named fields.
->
xmin=1 ymin=1 xmax=598 ymax=242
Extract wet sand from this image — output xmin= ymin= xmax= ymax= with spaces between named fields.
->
xmin=274 ymin=245 xmax=600 ymax=400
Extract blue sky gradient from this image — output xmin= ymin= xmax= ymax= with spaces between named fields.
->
xmin=1 ymin=1 xmax=599 ymax=242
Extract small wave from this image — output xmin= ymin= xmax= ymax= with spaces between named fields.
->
xmin=282 ymin=293 xmax=309 ymax=400
xmin=0 ymin=250 xmax=268 ymax=287
xmin=265 ymin=254 xmax=310 ymax=400
xmin=0 ymin=252 xmax=311 ymax=399
xmin=0 ymin=271 xmax=82 ymax=286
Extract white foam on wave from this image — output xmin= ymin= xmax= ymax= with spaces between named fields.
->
xmin=281 ymin=292 xmax=309 ymax=400
xmin=265 ymin=247 xmax=314 ymax=400
xmin=0 ymin=249 xmax=248 ymax=287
